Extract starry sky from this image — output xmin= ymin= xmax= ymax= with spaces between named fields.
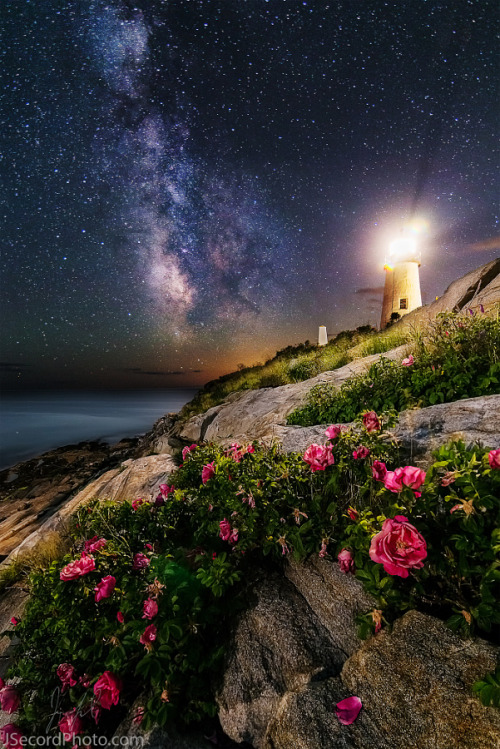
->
xmin=2 ymin=0 xmax=498 ymax=390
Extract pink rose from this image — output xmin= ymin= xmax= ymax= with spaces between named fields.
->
xmin=303 ymin=443 xmax=335 ymax=472
xmin=181 ymin=444 xmax=197 ymax=460
xmin=57 ymin=663 xmax=78 ymax=691
xmin=133 ymin=707 xmax=145 ymax=725
xmin=117 ymin=611 xmax=125 ymax=624
xmin=401 ymin=466 xmax=426 ymax=490
xmin=383 ymin=467 xmax=405 ymax=493
xmin=0 ymin=686 xmax=20 ymax=714
xmin=60 ymin=552 xmax=95 ymax=581
xmin=131 ymin=498 xmax=144 ymax=511
xmin=9 ymin=618 xmax=19 ymax=627
xmin=338 ymin=549 xmax=355 ymax=574
xmin=488 ymin=449 xmax=500 ymax=469
xmin=132 ymin=553 xmax=150 ymax=570
xmin=93 ymin=671 xmax=122 ymax=710
xmin=159 ymin=483 xmax=175 ymax=496
xmin=79 ymin=674 xmax=91 ymax=688
xmin=219 ymin=519 xmax=231 ymax=541
xmin=139 ymin=624 xmax=157 ymax=649
xmin=335 ymin=695 xmax=362 ymax=725
xmin=202 ymin=462 xmax=216 ymax=483
xmin=324 ymin=425 xmax=341 ymax=440
xmin=0 ymin=724 xmax=24 ymax=749
xmin=246 ymin=445 xmax=255 ymax=454
xmin=142 ymin=598 xmax=158 ymax=619
xmin=372 ymin=460 xmax=387 ymax=481
xmin=402 ymin=354 xmax=414 ymax=366
xmin=362 ymin=411 xmax=380 ymax=432
xmin=229 ymin=528 xmax=239 ymax=545
xmin=353 ymin=446 xmax=370 ymax=460
xmin=369 ymin=516 xmax=427 ymax=578
xmin=59 ymin=709 xmax=84 ymax=741
xmin=91 ymin=703 xmax=101 ymax=725
xmin=319 ymin=542 xmax=328 ymax=559
xmin=94 ymin=575 xmax=116 ymax=603
xmin=84 ymin=536 xmax=107 ymax=553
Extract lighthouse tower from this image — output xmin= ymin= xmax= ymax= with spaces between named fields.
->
xmin=380 ymin=234 xmax=422 ymax=329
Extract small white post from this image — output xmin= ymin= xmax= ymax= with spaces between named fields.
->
xmin=318 ymin=326 xmax=328 ymax=346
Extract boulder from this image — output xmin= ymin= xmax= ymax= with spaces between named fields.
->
xmin=217 ymin=572 xmax=350 ymax=746
xmin=280 ymin=394 xmax=500 ymax=461
xmin=217 ymin=566 xmax=500 ymax=749
xmin=341 ymin=610 xmax=500 ymax=749
xmin=178 ymin=346 xmax=408 ymax=446
xmin=1 ymin=454 xmax=176 ymax=567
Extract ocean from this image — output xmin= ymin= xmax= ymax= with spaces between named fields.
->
xmin=0 ymin=389 xmax=198 ymax=470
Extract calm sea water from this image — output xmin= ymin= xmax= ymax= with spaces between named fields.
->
xmin=0 ymin=389 xmax=198 ymax=470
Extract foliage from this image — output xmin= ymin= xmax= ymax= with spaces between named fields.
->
xmin=4 ymin=429 xmax=499 ymax=740
xmin=288 ymin=310 xmax=500 ymax=426
xmin=179 ymin=324 xmax=404 ymax=418
xmin=472 ymin=667 xmax=500 ymax=708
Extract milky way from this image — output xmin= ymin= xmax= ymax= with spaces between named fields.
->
xmin=1 ymin=0 xmax=498 ymax=389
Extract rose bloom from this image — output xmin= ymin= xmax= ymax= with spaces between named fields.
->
xmin=59 ymin=709 xmax=84 ymax=741
xmin=60 ymin=552 xmax=95 ymax=581
xmin=319 ymin=542 xmax=328 ymax=558
xmin=93 ymin=671 xmax=122 ymax=710
xmin=362 ymin=411 xmax=380 ymax=432
xmin=338 ymin=549 xmax=355 ymax=574
xmin=335 ymin=696 xmax=362 ymax=725
xmin=488 ymin=449 xmax=500 ymax=469
xmin=372 ymin=460 xmax=387 ymax=481
xmin=182 ymin=444 xmax=197 ymax=460
xmin=228 ymin=528 xmax=239 ymax=545
xmin=142 ymin=598 xmax=159 ymax=620
xmin=0 ymin=686 xmax=20 ymax=714
xmin=9 ymin=618 xmax=19 ymax=627
xmin=94 ymin=575 xmax=116 ymax=603
xmin=353 ymin=446 xmax=370 ymax=460
xmin=383 ymin=468 xmax=405 ymax=493
xmin=159 ymin=483 xmax=175 ymax=496
xmin=84 ymin=536 xmax=107 ymax=553
xmin=441 ymin=471 xmax=456 ymax=487
xmin=117 ymin=611 xmax=125 ymax=624
xmin=132 ymin=553 xmax=150 ymax=570
xmin=219 ymin=518 xmax=231 ymax=541
xmin=303 ymin=443 xmax=335 ymax=472
xmin=402 ymin=354 xmax=414 ymax=366
xmin=57 ymin=663 xmax=78 ymax=691
xmin=139 ymin=624 xmax=157 ymax=649
xmin=369 ymin=515 xmax=427 ymax=578
xmin=201 ymin=461 xmax=216 ymax=484
xmin=324 ymin=425 xmax=342 ymax=441
xmin=0 ymin=724 xmax=24 ymax=749
xmin=131 ymin=498 xmax=144 ymax=511
xmin=401 ymin=466 xmax=426 ymax=491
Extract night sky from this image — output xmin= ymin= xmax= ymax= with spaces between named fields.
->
xmin=2 ymin=0 xmax=498 ymax=390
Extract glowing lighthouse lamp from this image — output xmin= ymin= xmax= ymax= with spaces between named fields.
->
xmin=380 ymin=227 xmax=423 ymax=329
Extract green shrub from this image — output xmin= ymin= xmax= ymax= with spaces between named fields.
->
xmin=288 ymin=310 xmax=500 ymax=426
xmin=4 ymin=426 xmax=499 ymax=740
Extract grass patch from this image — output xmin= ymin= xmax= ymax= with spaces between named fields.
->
xmin=0 ymin=531 xmax=71 ymax=594
xmin=180 ymin=324 xmax=414 ymax=419
xmin=288 ymin=310 xmax=500 ymax=426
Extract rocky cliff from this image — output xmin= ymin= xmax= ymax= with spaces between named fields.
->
xmin=0 ymin=259 xmax=499 ymax=748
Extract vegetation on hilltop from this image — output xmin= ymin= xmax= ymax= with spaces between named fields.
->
xmin=180 ymin=324 xmax=410 ymax=418
xmin=288 ymin=309 xmax=500 ymax=426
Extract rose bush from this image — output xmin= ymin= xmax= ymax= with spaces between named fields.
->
xmin=3 ymin=424 xmax=499 ymax=740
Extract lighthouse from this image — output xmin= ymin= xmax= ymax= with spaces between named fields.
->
xmin=380 ymin=233 xmax=422 ymax=329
